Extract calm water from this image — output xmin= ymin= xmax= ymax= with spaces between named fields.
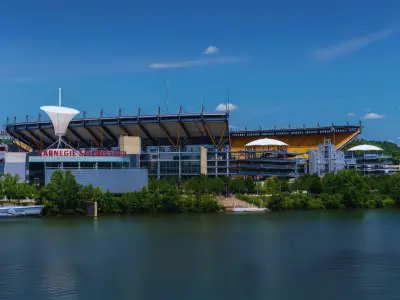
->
xmin=1 ymin=211 xmax=400 ymax=300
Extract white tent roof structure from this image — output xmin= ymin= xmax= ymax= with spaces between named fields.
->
xmin=348 ymin=144 xmax=383 ymax=152
xmin=245 ymin=138 xmax=289 ymax=147
xmin=40 ymin=106 xmax=80 ymax=137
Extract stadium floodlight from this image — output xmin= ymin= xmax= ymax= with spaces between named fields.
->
xmin=40 ymin=88 xmax=80 ymax=149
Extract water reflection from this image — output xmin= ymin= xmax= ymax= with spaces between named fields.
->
xmin=1 ymin=211 xmax=400 ymax=300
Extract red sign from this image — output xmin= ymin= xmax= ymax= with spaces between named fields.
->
xmin=38 ymin=149 xmax=127 ymax=157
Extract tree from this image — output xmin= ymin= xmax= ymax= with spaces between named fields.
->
xmin=208 ymin=177 xmax=225 ymax=194
xmin=2 ymin=173 xmax=21 ymax=200
xmin=245 ymin=178 xmax=255 ymax=193
xmin=80 ymin=184 xmax=95 ymax=206
xmin=319 ymin=193 xmax=342 ymax=209
xmin=295 ymin=174 xmax=323 ymax=194
xmin=267 ymin=194 xmax=286 ymax=211
xmin=264 ymin=177 xmax=278 ymax=194
xmin=61 ymin=170 xmax=81 ymax=210
xmin=255 ymin=181 xmax=266 ymax=195
xmin=230 ymin=178 xmax=247 ymax=194
xmin=323 ymin=170 xmax=369 ymax=208
xmin=389 ymin=174 xmax=400 ymax=202
xmin=102 ymin=190 xmax=120 ymax=213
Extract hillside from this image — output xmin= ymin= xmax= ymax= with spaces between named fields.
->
xmin=345 ymin=139 xmax=400 ymax=164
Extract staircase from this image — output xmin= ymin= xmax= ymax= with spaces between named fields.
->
xmin=217 ymin=196 xmax=251 ymax=211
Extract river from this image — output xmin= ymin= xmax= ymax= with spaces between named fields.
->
xmin=1 ymin=211 xmax=400 ymax=300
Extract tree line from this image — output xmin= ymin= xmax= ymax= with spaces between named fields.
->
xmin=37 ymin=171 xmax=224 ymax=215
xmin=1 ymin=169 xmax=400 ymax=215
xmin=242 ymin=170 xmax=399 ymax=211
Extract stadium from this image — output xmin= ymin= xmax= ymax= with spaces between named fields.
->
xmin=3 ymin=105 xmax=362 ymax=182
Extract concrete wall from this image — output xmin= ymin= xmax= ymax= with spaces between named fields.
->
xmin=200 ymin=147 xmax=207 ymax=175
xmin=119 ymin=136 xmax=141 ymax=155
xmin=2 ymin=152 xmax=27 ymax=181
xmin=45 ymin=168 xmax=148 ymax=193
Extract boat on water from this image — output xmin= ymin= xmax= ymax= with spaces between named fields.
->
xmin=0 ymin=205 xmax=44 ymax=217
xmin=232 ymin=206 xmax=268 ymax=212
xmin=232 ymin=200 xmax=268 ymax=213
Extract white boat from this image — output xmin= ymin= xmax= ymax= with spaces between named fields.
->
xmin=232 ymin=207 xmax=268 ymax=212
xmin=0 ymin=205 xmax=44 ymax=217
xmin=232 ymin=200 xmax=268 ymax=213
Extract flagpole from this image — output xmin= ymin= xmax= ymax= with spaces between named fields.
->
xmin=331 ymin=125 xmax=336 ymax=147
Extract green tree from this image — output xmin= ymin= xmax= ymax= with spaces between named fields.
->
xmin=245 ymin=178 xmax=255 ymax=193
xmin=295 ymin=174 xmax=323 ymax=194
xmin=208 ymin=177 xmax=225 ymax=194
xmin=2 ymin=173 xmax=21 ymax=200
xmin=319 ymin=193 xmax=343 ymax=209
xmin=61 ymin=170 xmax=81 ymax=210
xmin=264 ymin=177 xmax=278 ymax=194
xmin=267 ymin=194 xmax=286 ymax=211
xmin=323 ymin=170 xmax=369 ymax=208
xmin=230 ymin=178 xmax=247 ymax=194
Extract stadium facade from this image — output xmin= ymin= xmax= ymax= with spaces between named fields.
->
xmin=4 ymin=108 xmax=366 ymax=183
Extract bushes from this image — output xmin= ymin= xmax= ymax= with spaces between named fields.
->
xmin=36 ymin=171 xmax=223 ymax=216
xmin=266 ymin=193 xmax=324 ymax=211
xmin=5 ymin=168 xmax=400 ymax=215
xmin=236 ymin=194 xmax=267 ymax=208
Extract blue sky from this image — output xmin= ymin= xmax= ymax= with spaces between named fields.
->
xmin=0 ymin=0 xmax=399 ymax=141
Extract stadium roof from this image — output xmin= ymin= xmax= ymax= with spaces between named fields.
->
xmin=5 ymin=112 xmax=229 ymax=150
xmin=348 ymin=145 xmax=383 ymax=152
xmin=245 ymin=138 xmax=288 ymax=147
xmin=231 ymin=124 xmax=361 ymax=137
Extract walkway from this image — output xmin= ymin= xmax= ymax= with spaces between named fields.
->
xmin=217 ymin=196 xmax=250 ymax=212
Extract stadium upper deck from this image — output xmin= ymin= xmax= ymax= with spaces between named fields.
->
xmin=5 ymin=111 xmax=230 ymax=151
xmin=4 ymin=110 xmax=361 ymax=155
xmin=230 ymin=123 xmax=362 ymax=154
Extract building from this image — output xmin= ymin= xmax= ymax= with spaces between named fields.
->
xmin=229 ymin=138 xmax=298 ymax=178
xmin=0 ymin=151 xmax=27 ymax=180
xmin=230 ymin=124 xmax=361 ymax=154
xmin=27 ymin=147 xmax=147 ymax=193
xmin=3 ymin=103 xmax=148 ymax=192
xmin=346 ymin=145 xmax=397 ymax=176
xmin=308 ymin=139 xmax=348 ymax=176
xmin=5 ymin=104 xmax=363 ymax=180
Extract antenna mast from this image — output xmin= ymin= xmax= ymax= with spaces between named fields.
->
xmin=227 ymin=92 xmax=230 ymax=113
xmin=165 ymin=78 xmax=169 ymax=114
xmin=59 ymin=88 xmax=62 ymax=107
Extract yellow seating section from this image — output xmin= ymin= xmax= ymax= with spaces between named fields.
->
xmin=230 ymin=131 xmax=360 ymax=154
xmin=13 ymin=139 xmax=33 ymax=152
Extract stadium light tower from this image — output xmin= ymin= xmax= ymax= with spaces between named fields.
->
xmin=40 ymin=88 xmax=80 ymax=149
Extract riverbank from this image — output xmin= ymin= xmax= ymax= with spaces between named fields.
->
xmin=2 ymin=169 xmax=400 ymax=216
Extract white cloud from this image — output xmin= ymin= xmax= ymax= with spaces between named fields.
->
xmin=203 ymin=46 xmax=219 ymax=55
xmin=149 ymin=57 xmax=240 ymax=69
xmin=347 ymin=112 xmax=355 ymax=117
xmin=314 ymin=28 xmax=394 ymax=61
xmin=363 ymin=112 xmax=385 ymax=120
xmin=216 ymin=103 xmax=238 ymax=112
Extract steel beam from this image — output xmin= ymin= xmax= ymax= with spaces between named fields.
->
xmin=179 ymin=122 xmax=191 ymax=139
xmin=68 ymin=127 xmax=86 ymax=144
xmin=158 ymin=123 xmax=175 ymax=146
xmin=38 ymin=127 xmax=56 ymax=144
xmin=201 ymin=122 xmax=217 ymax=147
xmin=85 ymin=127 xmax=100 ymax=148
xmin=26 ymin=130 xmax=41 ymax=149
